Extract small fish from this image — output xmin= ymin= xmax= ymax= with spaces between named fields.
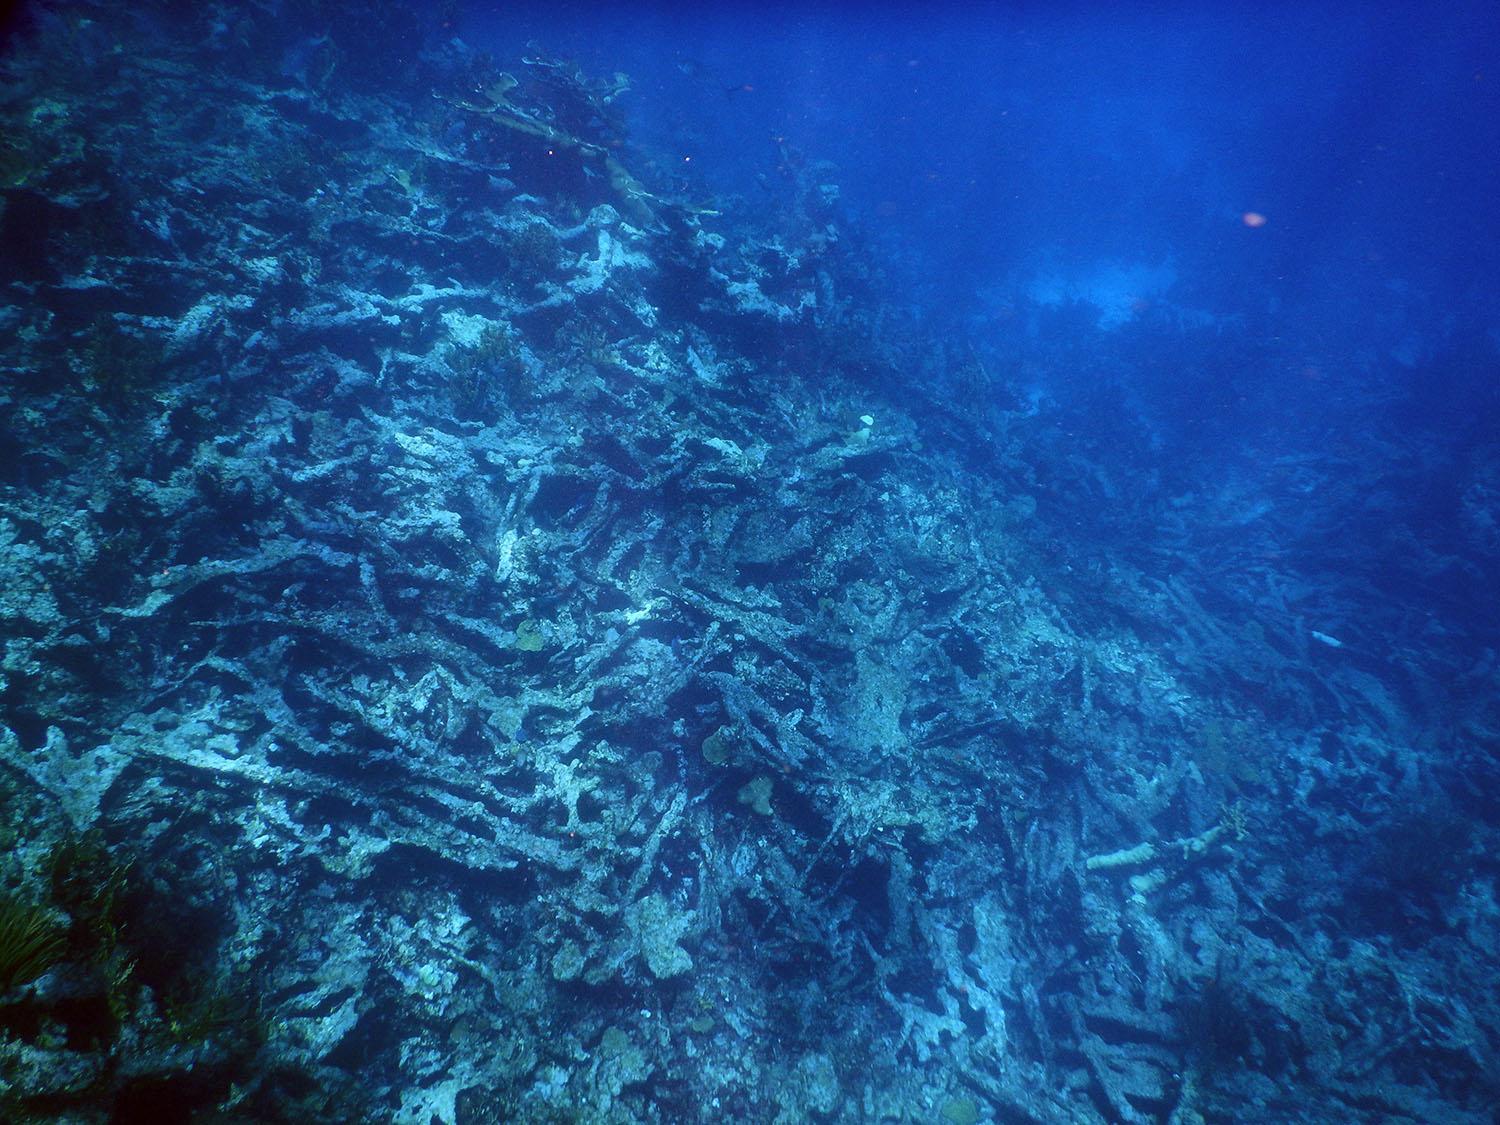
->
xmin=1310 ymin=630 xmax=1343 ymax=648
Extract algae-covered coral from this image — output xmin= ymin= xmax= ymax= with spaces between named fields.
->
xmin=1 ymin=2 xmax=1497 ymax=1123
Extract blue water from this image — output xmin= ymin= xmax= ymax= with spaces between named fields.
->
xmin=474 ymin=3 xmax=1500 ymax=338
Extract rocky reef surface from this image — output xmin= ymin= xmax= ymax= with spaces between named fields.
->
xmin=1 ymin=4 xmax=1498 ymax=1122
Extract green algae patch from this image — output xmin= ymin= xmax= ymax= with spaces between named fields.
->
xmin=941 ymin=1097 xmax=981 ymax=1124
xmin=701 ymin=726 xmax=737 ymax=766
xmin=513 ymin=617 xmax=545 ymax=651
xmin=550 ymin=939 xmax=587 ymax=982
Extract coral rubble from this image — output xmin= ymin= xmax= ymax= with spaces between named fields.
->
xmin=1 ymin=3 xmax=1496 ymax=1122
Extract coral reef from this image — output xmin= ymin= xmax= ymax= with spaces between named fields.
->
xmin=0 ymin=2 xmax=1496 ymax=1122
